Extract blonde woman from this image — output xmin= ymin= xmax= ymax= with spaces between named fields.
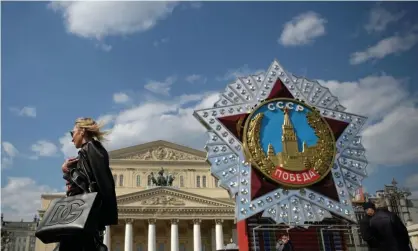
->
xmin=57 ymin=118 xmax=118 ymax=251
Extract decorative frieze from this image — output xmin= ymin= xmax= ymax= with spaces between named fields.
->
xmin=116 ymin=146 xmax=205 ymax=161
xmin=141 ymin=195 xmax=185 ymax=206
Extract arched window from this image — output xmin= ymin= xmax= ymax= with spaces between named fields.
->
xmin=180 ymin=176 xmax=184 ymax=187
xmin=196 ymin=176 xmax=201 ymax=188
xmin=119 ymin=175 xmax=124 ymax=187
xmin=113 ymin=175 xmax=117 ymax=184
xmin=147 ymin=175 xmax=152 ymax=186
xmin=215 ymin=177 xmax=219 ymax=187
xmin=136 ymin=175 xmax=141 ymax=187
xmin=202 ymin=176 xmax=207 ymax=188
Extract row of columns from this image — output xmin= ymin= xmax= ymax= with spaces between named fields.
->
xmin=103 ymin=219 xmax=225 ymax=251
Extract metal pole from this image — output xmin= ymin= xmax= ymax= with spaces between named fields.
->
xmin=320 ymin=228 xmax=327 ymax=251
xmin=252 ymin=226 xmax=258 ymax=251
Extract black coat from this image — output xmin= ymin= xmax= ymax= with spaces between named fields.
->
xmin=276 ymin=240 xmax=294 ymax=251
xmin=369 ymin=209 xmax=411 ymax=251
xmin=359 ymin=215 xmax=380 ymax=251
xmin=79 ymin=140 xmax=118 ymax=227
xmin=56 ymin=140 xmax=118 ymax=251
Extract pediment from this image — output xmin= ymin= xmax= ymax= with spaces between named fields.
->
xmin=117 ymin=187 xmax=234 ymax=208
xmin=109 ymin=140 xmax=206 ymax=161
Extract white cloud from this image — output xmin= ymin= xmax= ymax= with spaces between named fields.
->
xmin=365 ymin=5 xmax=405 ymax=33
xmin=31 ymin=140 xmax=59 ymax=157
xmin=186 ymin=74 xmax=207 ymax=84
xmin=153 ymin=37 xmax=169 ymax=47
xmin=406 ymin=173 xmax=418 ymax=189
xmin=1 ymin=177 xmax=57 ymax=221
xmin=411 ymin=190 xmax=418 ymax=199
xmin=95 ymin=42 xmax=112 ymax=52
xmin=349 ymin=32 xmax=418 ymax=65
xmin=2 ymin=142 xmax=19 ymax=157
xmin=48 ymin=1 xmax=178 ymax=40
xmin=189 ymin=2 xmax=203 ymax=9
xmin=279 ymin=11 xmax=327 ymax=46
xmin=59 ymin=134 xmax=79 ymax=158
xmin=59 ymin=92 xmax=218 ymax=157
xmin=1 ymin=142 xmax=19 ymax=169
xmin=320 ymin=74 xmax=418 ymax=166
xmin=113 ymin=92 xmax=131 ymax=104
xmin=97 ymin=114 xmax=115 ymax=126
xmin=217 ymin=65 xmax=264 ymax=82
xmin=9 ymin=106 xmax=37 ymax=118
xmin=144 ymin=76 xmax=176 ymax=96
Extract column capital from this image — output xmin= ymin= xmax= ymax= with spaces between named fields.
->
xmin=215 ymin=219 xmax=224 ymax=224
xmin=171 ymin=219 xmax=179 ymax=224
xmin=193 ymin=219 xmax=201 ymax=225
xmin=125 ymin=218 xmax=134 ymax=224
xmin=148 ymin=218 xmax=157 ymax=224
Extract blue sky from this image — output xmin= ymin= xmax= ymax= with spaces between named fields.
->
xmin=1 ymin=1 xmax=418 ymax=220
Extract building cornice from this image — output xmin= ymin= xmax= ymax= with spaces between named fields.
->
xmin=117 ymin=186 xmax=235 ymax=207
xmin=110 ymin=159 xmax=207 ymax=166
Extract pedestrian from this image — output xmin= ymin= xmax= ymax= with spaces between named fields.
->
xmin=275 ymin=234 xmax=294 ymax=251
xmin=369 ymin=199 xmax=411 ymax=251
xmin=360 ymin=201 xmax=380 ymax=251
xmin=56 ymin=117 xmax=118 ymax=251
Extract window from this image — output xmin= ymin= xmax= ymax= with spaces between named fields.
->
xmin=147 ymin=175 xmax=152 ymax=186
xmin=180 ymin=176 xmax=184 ymax=187
xmin=136 ymin=175 xmax=141 ymax=187
xmin=113 ymin=175 xmax=117 ymax=184
xmin=180 ymin=244 xmax=186 ymax=251
xmin=119 ymin=175 xmax=124 ymax=187
xmin=215 ymin=177 xmax=219 ymax=187
xmin=202 ymin=176 xmax=207 ymax=188
xmin=158 ymin=243 xmax=164 ymax=251
xmin=196 ymin=176 xmax=201 ymax=188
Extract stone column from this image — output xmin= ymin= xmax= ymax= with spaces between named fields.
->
xmin=124 ymin=219 xmax=133 ymax=251
xmin=193 ymin=219 xmax=202 ymax=251
xmin=104 ymin=225 xmax=111 ymax=251
xmin=148 ymin=219 xmax=157 ymax=251
xmin=215 ymin=219 xmax=224 ymax=250
xmin=171 ymin=219 xmax=179 ymax=251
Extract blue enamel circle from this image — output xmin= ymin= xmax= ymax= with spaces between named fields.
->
xmin=250 ymin=100 xmax=318 ymax=154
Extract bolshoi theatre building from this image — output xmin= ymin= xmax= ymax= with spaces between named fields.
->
xmin=35 ymin=140 xmax=237 ymax=251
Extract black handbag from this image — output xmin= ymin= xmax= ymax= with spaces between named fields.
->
xmin=36 ymin=160 xmax=101 ymax=244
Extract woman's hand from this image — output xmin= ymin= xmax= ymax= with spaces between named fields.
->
xmin=61 ymin=157 xmax=78 ymax=173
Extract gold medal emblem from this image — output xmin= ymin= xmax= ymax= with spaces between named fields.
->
xmin=243 ymin=98 xmax=336 ymax=187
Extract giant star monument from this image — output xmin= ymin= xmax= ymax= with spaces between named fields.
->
xmin=193 ymin=60 xmax=369 ymax=225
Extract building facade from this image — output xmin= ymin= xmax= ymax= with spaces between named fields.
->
xmin=367 ymin=178 xmax=413 ymax=226
xmin=35 ymin=140 xmax=237 ymax=251
xmin=1 ymin=214 xmax=39 ymax=251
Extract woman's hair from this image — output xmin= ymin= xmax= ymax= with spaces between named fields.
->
xmin=75 ymin=117 xmax=109 ymax=141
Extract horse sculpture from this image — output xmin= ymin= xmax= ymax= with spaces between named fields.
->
xmin=150 ymin=167 xmax=174 ymax=187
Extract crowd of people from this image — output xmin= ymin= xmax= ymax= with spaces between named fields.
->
xmin=360 ymin=200 xmax=411 ymax=251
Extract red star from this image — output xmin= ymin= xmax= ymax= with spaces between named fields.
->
xmin=218 ymin=79 xmax=349 ymax=201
